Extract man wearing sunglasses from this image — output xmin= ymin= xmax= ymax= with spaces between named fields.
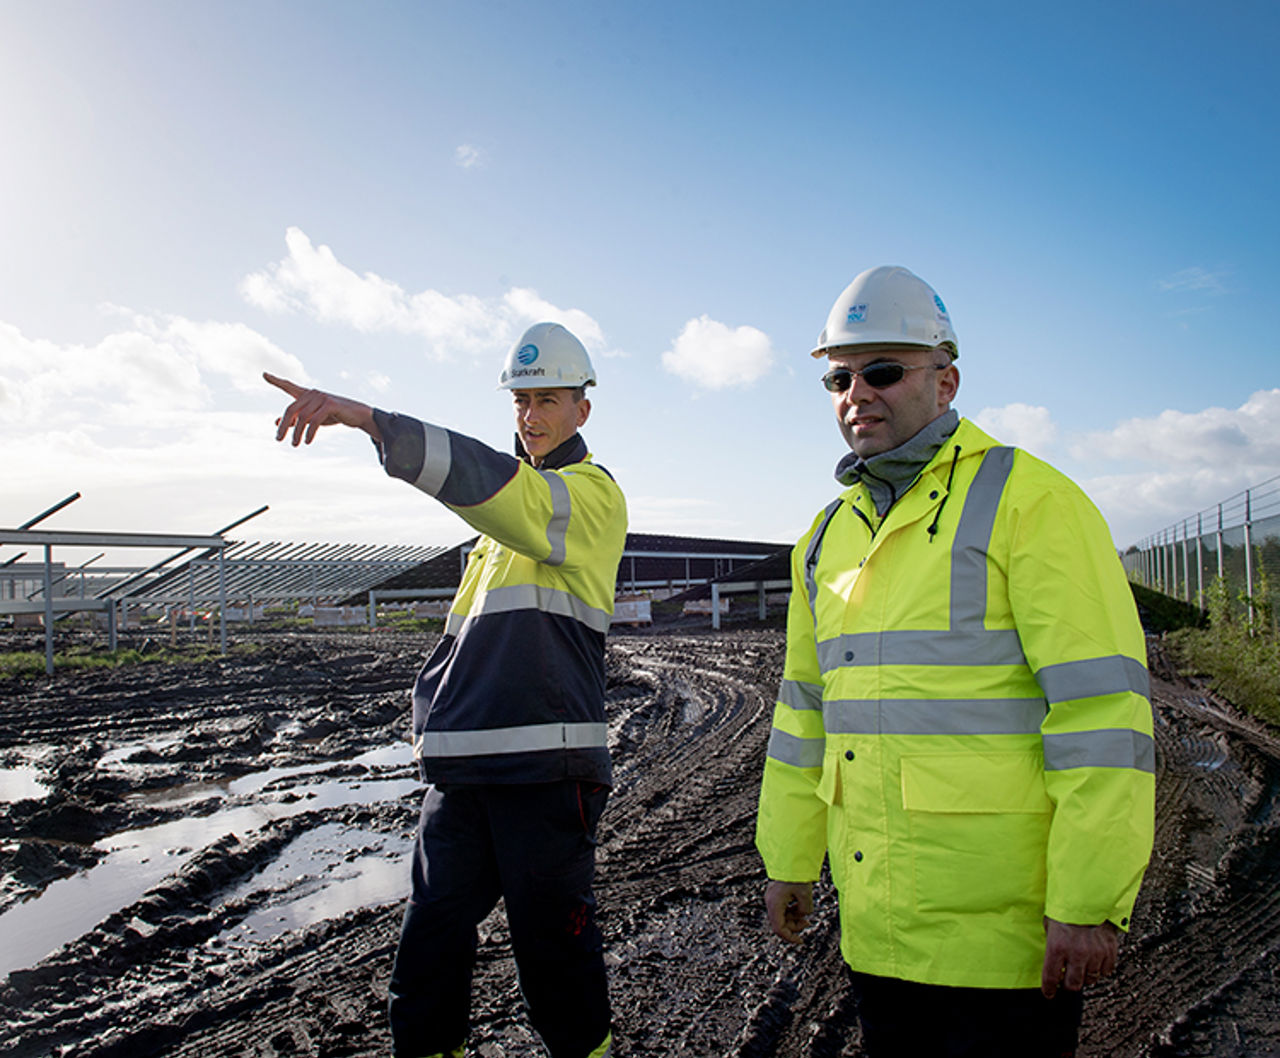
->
xmin=755 ymin=266 xmax=1154 ymax=1057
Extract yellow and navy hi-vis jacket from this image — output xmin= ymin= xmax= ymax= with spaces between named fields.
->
xmin=373 ymin=410 xmax=627 ymax=786
xmin=755 ymin=417 xmax=1155 ymax=989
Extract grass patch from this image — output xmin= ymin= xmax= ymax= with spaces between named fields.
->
xmin=378 ymin=613 xmax=444 ymax=633
xmin=1167 ymin=573 xmax=1280 ymax=727
xmin=0 ymin=642 xmax=260 ymax=679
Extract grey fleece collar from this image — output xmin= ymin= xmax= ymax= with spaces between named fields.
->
xmin=834 ymin=409 xmax=960 ymax=516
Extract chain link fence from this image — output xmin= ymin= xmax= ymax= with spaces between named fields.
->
xmin=1122 ymin=474 xmax=1280 ymax=624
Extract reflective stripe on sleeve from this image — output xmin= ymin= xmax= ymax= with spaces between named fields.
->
xmin=1035 ymin=655 xmax=1150 ymax=704
xmin=541 ymin=470 xmax=572 ymax=566
xmin=816 ymin=628 xmax=1026 ymax=674
xmin=778 ymin=678 xmax=823 ymax=711
xmin=1043 ymin=728 xmax=1156 ymax=772
xmin=824 ymin=696 xmax=1047 ymax=736
xmin=767 ymin=727 xmax=826 ymax=768
xmin=413 ymin=421 xmax=453 ymax=495
xmin=453 ymin=583 xmax=611 ymax=634
xmin=415 ymin=721 xmax=607 ymax=758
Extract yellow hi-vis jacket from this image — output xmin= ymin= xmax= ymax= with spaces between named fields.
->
xmin=374 ymin=411 xmax=627 ymax=786
xmin=755 ymin=418 xmax=1154 ymax=989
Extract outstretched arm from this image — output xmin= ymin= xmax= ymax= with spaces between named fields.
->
xmin=264 ymin=372 xmax=382 ymax=446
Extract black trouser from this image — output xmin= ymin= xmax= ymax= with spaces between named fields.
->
xmin=388 ymin=781 xmax=611 ymax=1058
xmin=850 ymin=971 xmax=1085 ymax=1058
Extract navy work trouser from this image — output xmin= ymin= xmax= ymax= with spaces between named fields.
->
xmin=850 ymin=971 xmax=1085 ymax=1057
xmin=388 ymin=781 xmax=611 ymax=1058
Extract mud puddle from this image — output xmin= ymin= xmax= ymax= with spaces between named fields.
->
xmin=0 ymin=761 xmax=421 ymax=977
xmin=2 ymin=627 xmax=1279 ymax=1057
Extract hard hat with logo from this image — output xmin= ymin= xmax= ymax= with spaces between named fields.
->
xmin=498 ymin=322 xmax=598 ymax=389
xmin=812 ymin=266 xmax=958 ymax=360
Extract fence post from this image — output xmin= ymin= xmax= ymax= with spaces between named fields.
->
xmin=1244 ymin=489 xmax=1255 ymax=629
xmin=1181 ymin=519 xmax=1191 ymax=603
xmin=1216 ymin=503 xmax=1225 ymax=581
xmin=1195 ymin=512 xmax=1204 ymax=610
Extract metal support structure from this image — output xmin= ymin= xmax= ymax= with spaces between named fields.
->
xmin=43 ymin=545 xmax=55 ymax=675
xmin=1244 ymin=490 xmax=1254 ymax=628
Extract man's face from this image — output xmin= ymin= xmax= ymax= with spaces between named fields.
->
xmin=512 ymin=388 xmax=590 ymax=465
xmin=827 ymin=346 xmax=959 ymax=458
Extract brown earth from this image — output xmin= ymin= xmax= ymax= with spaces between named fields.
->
xmin=0 ymin=623 xmax=1278 ymax=1058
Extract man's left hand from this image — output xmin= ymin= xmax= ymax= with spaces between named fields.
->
xmin=1041 ymin=917 xmax=1119 ymax=998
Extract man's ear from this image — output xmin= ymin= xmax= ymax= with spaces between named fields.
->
xmin=576 ymin=397 xmax=591 ymax=428
xmin=938 ymin=365 xmax=960 ymax=407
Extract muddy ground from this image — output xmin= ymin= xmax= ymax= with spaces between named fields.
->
xmin=1 ymin=622 xmax=1278 ymax=1058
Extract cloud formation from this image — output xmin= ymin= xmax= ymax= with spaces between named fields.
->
xmin=240 ymin=228 xmax=612 ymax=360
xmin=454 ymin=144 xmax=484 ymax=169
xmin=660 ymin=315 xmax=774 ymax=389
xmin=1075 ymin=389 xmax=1280 ymax=468
xmin=1073 ymin=388 xmax=1280 ymax=544
xmin=972 ymin=402 xmax=1058 ymax=459
xmin=0 ymin=315 xmax=305 ymax=428
xmin=1156 ymin=266 xmax=1228 ymax=295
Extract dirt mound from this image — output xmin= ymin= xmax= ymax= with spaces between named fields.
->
xmin=1 ymin=628 xmax=1277 ymax=1057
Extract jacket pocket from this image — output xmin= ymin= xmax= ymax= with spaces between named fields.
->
xmin=901 ymin=750 xmax=1051 ymax=915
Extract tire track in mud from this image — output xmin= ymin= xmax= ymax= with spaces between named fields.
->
xmin=3 ymin=630 xmax=1280 ymax=1057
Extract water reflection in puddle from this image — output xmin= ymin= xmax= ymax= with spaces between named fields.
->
xmin=0 ymin=758 xmax=422 ymax=979
xmin=0 ymin=765 xmax=50 ymax=803
xmin=215 ymin=822 xmax=410 ymax=948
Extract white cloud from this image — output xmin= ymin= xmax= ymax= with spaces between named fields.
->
xmin=239 ymin=228 xmax=614 ymax=363
xmin=1156 ymin=266 xmax=1228 ymax=295
xmin=0 ymin=315 xmax=307 ymax=428
xmin=454 ymin=143 xmax=484 ymax=169
xmin=660 ymin=315 xmax=774 ymax=389
xmin=972 ymin=403 xmax=1057 ymax=459
xmin=1068 ymin=389 xmax=1280 ymax=546
xmin=1073 ymin=389 xmax=1280 ymax=468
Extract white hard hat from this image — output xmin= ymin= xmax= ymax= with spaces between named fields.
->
xmin=812 ymin=266 xmax=958 ymax=360
xmin=498 ymin=322 xmax=598 ymax=389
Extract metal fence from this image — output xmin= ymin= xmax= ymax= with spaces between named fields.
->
xmin=1122 ymin=474 xmax=1280 ymax=624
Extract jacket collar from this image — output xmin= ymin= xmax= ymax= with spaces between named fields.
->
xmin=513 ymin=431 xmax=589 ymax=470
xmin=835 ymin=409 xmax=960 ymax=516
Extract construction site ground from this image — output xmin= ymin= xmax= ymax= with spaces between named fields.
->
xmin=1 ymin=621 xmax=1278 ymax=1058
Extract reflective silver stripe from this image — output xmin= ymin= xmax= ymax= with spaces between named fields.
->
xmin=803 ymin=499 xmax=843 ymax=620
xmin=950 ymin=446 xmax=1014 ymax=629
xmin=413 ymin=422 xmax=453 ymax=495
xmin=466 ymin=583 xmax=611 ymax=634
xmin=767 ymin=727 xmax=826 ymax=768
xmin=824 ymin=696 xmax=1047 ymax=736
xmin=816 ymin=628 xmax=1026 ymax=673
xmin=541 ymin=470 xmax=572 ymax=567
xmin=444 ymin=611 xmax=465 ymax=636
xmin=1036 ymin=655 xmax=1150 ymax=704
xmin=415 ymin=721 xmax=607 ymax=758
xmin=778 ymin=678 xmax=823 ymax=711
xmin=1043 ymin=728 xmax=1156 ymax=773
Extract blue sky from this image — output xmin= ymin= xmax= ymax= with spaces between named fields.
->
xmin=2 ymin=0 xmax=1277 ymax=564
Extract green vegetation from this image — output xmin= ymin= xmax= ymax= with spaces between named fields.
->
xmin=1168 ymin=567 xmax=1280 ymax=726
xmin=378 ymin=611 xmax=444 ymax=633
xmin=0 ymin=642 xmax=260 ymax=679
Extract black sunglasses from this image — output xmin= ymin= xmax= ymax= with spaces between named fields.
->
xmin=821 ymin=362 xmax=946 ymax=393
